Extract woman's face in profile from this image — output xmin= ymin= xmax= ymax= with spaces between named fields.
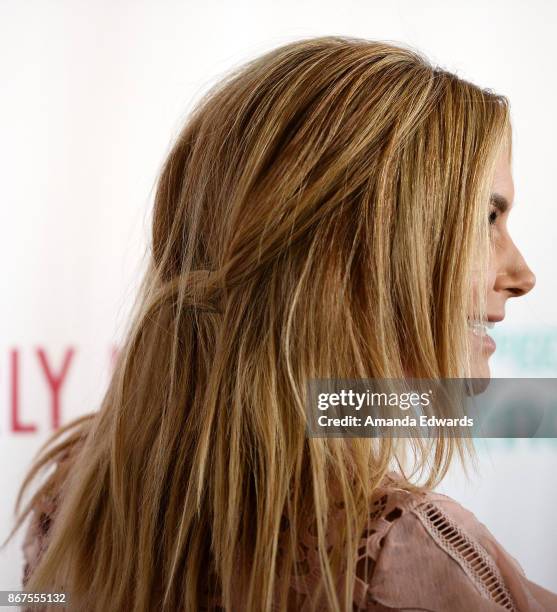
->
xmin=469 ymin=146 xmax=536 ymax=378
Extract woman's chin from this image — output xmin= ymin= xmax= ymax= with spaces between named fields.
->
xmin=470 ymin=357 xmax=491 ymax=380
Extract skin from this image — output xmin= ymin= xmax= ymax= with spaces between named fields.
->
xmin=470 ymin=144 xmax=536 ymax=378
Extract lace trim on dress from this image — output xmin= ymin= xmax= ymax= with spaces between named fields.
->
xmin=414 ymin=500 xmax=517 ymax=611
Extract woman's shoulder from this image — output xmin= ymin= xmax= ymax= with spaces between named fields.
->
xmin=288 ymin=471 xmax=557 ymax=611
xmin=351 ymin=471 xmax=557 ymax=611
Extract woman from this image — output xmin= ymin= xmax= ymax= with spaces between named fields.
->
xmin=10 ymin=36 xmax=557 ymax=611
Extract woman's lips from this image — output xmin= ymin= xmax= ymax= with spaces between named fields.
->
xmin=481 ymin=333 xmax=496 ymax=353
xmin=468 ymin=320 xmax=497 ymax=354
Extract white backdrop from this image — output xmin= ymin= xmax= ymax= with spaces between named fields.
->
xmin=1 ymin=0 xmax=556 ymax=594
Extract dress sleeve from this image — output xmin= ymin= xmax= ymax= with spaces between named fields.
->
xmin=21 ymin=443 xmax=79 ymax=591
xmin=356 ymin=480 xmax=557 ymax=611
xmin=21 ymin=487 xmax=58 ymax=588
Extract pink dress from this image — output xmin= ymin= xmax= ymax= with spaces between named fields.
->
xmin=22 ymin=467 xmax=557 ymax=611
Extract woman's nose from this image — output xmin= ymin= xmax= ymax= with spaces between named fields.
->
xmin=495 ymin=239 xmax=536 ymax=297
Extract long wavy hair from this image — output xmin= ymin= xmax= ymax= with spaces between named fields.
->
xmin=9 ymin=36 xmax=510 ymax=611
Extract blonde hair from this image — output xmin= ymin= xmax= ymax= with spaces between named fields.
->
xmin=9 ymin=36 xmax=511 ymax=611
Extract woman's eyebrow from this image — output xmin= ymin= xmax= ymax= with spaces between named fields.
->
xmin=490 ymin=192 xmax=510 ymax=213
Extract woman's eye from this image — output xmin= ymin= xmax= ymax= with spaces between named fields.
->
xmin=488 ymin=208 xmax=499 ymax=226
